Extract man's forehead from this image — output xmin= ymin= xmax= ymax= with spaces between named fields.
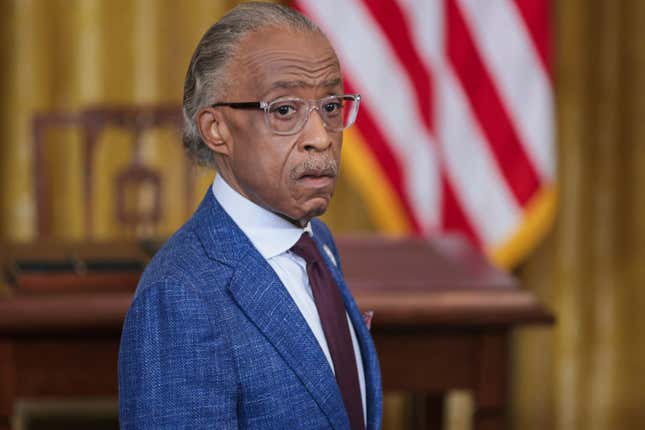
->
xmin=232 ymin=28 xmax=342 ymax=94
xmin=236 ymin=26 xmax=336 ymax=62
xmin=268 ymin=77 xmax=343 ymax=91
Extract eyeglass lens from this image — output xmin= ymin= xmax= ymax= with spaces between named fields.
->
xmin=267 ymin=96 xmax=358 ymax=134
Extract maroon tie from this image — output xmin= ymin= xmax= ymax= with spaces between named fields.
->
xmin=291 ymin=233 xmax=365 ymax=430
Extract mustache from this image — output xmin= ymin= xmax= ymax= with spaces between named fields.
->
xmin=290 ymin=157 xmax=339 ymax=180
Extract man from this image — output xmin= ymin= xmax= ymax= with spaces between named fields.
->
xmin=118 ymin=2 xmax=382 ymax=429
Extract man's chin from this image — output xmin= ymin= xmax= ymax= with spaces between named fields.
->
xmin=283 ymin=197 xmax=330 ymax=227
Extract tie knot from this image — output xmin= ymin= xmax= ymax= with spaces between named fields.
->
xmin=291 ymin=233 xmax=321 ymax=265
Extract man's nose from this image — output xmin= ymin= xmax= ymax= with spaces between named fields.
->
xmin=300 ymin=108 xmax=332 ymax=151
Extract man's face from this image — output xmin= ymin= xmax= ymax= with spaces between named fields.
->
xmin=214 ymin=28 xmax=343 ymax=225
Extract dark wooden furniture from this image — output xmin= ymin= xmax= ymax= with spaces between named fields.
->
xmin=336 ymin=235 xmax=553 ymax=429
xmin=0 ymin=236 xmax=552 ymax=430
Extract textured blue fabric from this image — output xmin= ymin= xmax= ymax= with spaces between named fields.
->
xmin=118 ymin=191 xmax=383 ymax=429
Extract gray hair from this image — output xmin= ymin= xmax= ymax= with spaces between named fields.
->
xmin=182 ymin=2 xmax=321 ymax=168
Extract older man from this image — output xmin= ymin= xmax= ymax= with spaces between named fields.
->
xmin=118 ymin=3 xmax=382 ymax=430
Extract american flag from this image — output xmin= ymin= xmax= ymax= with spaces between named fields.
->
xmin=294 ymin=0 xmax=555 ymax=268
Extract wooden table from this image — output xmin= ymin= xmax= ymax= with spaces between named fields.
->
xmin=0 ymin=236 xmax=553 ymax=430
xmin=337 ymin=235 xmax=553 ymax=429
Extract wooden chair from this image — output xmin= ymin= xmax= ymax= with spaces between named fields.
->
xmin=32 ymin=105 xmax=192 ymax=239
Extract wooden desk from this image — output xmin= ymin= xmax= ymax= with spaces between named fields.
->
xmin=337 ymin=236 xmax=553 ymax=429
xmin=0 ymin=236 xmax=552 ymax=430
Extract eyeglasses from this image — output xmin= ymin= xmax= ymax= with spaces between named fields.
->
xmin=211 ymin=94 xmax=361 ymax=136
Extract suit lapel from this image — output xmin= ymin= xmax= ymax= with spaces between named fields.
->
xmin=191 ymin=192 xmax=350 ymax=429
xmin=227 ymin=251 xmax=350 ymax=429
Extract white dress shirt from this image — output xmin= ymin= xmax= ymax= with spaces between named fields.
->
xmin=212 ymin=175 xmax=367 ymax=419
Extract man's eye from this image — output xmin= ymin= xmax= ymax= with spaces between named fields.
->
xmin=324 ymin=102 xmax=342 ymax=113
xmin=272 ymin=104 xmax=297 ymax=116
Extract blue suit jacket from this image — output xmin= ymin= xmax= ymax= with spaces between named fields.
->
xmin=118 ymin=190 xmax=383 ymax=429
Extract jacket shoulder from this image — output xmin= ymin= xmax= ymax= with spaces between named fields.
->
xmin=135 ymin=221 xmax=230 ymax=301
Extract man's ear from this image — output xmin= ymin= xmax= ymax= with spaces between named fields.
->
xmin=197 ymin=107 xmax=232 ymax=156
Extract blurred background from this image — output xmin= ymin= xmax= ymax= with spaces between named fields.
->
xmin=1 ymin=0 xmax=644 ymax=429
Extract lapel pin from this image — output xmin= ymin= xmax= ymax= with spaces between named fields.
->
xmin=322 ymin=244 xmax=337 ymax=267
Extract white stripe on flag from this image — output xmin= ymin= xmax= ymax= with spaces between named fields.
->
xmin=299 ymin=0 xmax=441 ymax=231
xmin=456 ymin=0 xmax=555 ymax=180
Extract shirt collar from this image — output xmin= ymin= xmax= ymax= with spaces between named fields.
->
xmin=212 ymin=175 xmax=312 ymax=259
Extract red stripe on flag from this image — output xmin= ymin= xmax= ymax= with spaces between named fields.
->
xmin=446 ymin=0 xmax=540 ymax=206
xmin=513 ymin=0 xmax=552 ymax=77
xmin=344 ymin=81 xmax=423 ymax=233
xmin=441 ymin=172 xmax=481 ymax=247
xmin=359 ymin=0 xmax=434 ymax=133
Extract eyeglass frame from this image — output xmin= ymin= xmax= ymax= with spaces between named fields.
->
xmin=210 ymin=94 xmax=361 ymax=136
